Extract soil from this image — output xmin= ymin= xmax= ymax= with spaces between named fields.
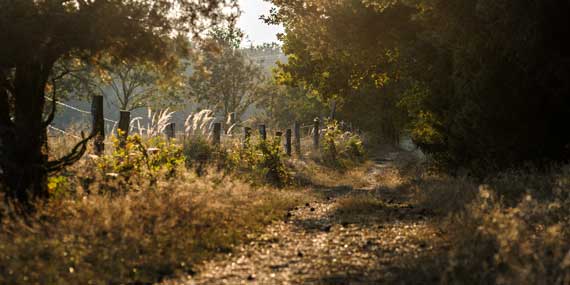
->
xmin=165 ymin=151 xmax=448 ymax=285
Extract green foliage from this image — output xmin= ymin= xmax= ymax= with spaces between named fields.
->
xmin=0 ymin=0 xmax=238 ymax=204
xmin=321 ymin=120 xmax=366 ymax=168
xmin=266 ymin=0 xmax=415 ymax=143
xmin=182 ymin=135 xmax=218 ymax=175
xmin=47 ymin=176 xmax=70 ymax=199
xmin=0 ymin=169 xmax=308 ymax=285
xmin=257 ymin=77 xmax=329 ymax=130
xmin=269 ymin=0 xmax=570 ymax=174
xmin=188 ymin=26 xmax=265 ymax=119
xmin=227 ymin=137 xmax=289 ymax=186
xmin=98 ymin=135 xmax=185 ymax=181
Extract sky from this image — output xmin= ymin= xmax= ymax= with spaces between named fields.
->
xmin=237 ymin=0 xmax=284 ymax=46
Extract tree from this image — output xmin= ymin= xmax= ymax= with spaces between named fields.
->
xmin=187 ymin=27 xmax=264 ymax=121
xmin=268 ymin=0 xmax=570 ymax=174
xmin=94 ymin=53 xmax=187 ymax=112
xmin=264 ymin=0 xmax=416 ymax=142
xmin=0 ymin=0 xmax=237 ymax=209
xmin=412 ymin=0 xmax=570 ymax=173
xmin=256 ymin=75 xmax=327 ymax=129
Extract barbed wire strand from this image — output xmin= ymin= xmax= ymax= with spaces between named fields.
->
xmin=47 ymin=125 xmax=82 ymax=139
xmin=45 ymin=96 xmax=118 ymax=124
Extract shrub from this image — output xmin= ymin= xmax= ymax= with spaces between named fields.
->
xmin=182 ymin=135 xmax=218 ymax=175
xmin=0 ymin=170 xmax=308 ymax=285
xmin=415 ymin=164 xmax=570 ymax=284
xmin=97 ymin=135 xmax=185 ymax=182
xmin=321 ymin=120 xmax=366 ymax=168
xmin=444 ymin=183 xmax=570 ymax=284
xmin=227 ymin=136 xmax=289 ymax=186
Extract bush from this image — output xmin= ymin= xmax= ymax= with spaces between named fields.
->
xmin=321 ymin=120 xmax=366 ymax=168
xmin=227 ymin=136 xmax=289 ymax=186
xmin=0 ymin=166 xmax=308 ymax=285
xmin=182 ymin=135 xmax=218 ymax=175
xmin=444 ymin=183 xmax=570 ymax=284
xmin=415 ymin=165 xmax=570 ymax=284
xmin=403 ymin=1 xmax=570 ymax=175
xmin=97 ymin=135 xmax=185 ymax=182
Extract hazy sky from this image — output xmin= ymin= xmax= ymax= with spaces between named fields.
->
xmin=237 ymin=0 xmax=284 ymax=46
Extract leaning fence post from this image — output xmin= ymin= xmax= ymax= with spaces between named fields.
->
xmin=91 ymin=95 xmax=105 ymax=155
xmin=166 ymin=123 xmax=175 ymax=140
xmin=118 ymin=110 xmax=130 ymax=147
xmin=294 ymin=122 xmax=301 ymax=156
xmin=313 ymin=117 xmax=320 ymax=151
xmin=213 ymin=122 xmax=221 ymax=145
xmin=243 ymin=127 xmax=252 ymax=148
xmin=285 ymin=129 xmax=292 ymax=156
xmin=259 ymin=124 xmax=267 ymax=140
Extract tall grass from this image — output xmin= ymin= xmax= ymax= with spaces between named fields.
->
xmin=130 ymin=108 xmax=176 ymax=138
xmin=184 ymin=109 xmax=216 ymax=138
xmin=0 ymin=136 xmax=312 ymax=284
xmin=412 ymin=165 xmax=570 ymax=284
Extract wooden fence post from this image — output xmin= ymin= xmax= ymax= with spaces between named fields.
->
xmin=259 ymin=124 xmax=267 ymax=140
xmin=213 ymin=122 xmax=221 ymax=145
xmin=118 ymin=110 xmax=130 ymax=147
xmin=313 ymin=117 xmax=320 ymax=151
xmin=294 ymin=122 xmax=301 ymax=156
xmin=285 ymin=129 xmax=292 ymax=156
xmin=243 ymin=127 xmax=251 ymax=148
xmin=166 ymin=123 xmax=175 ymax=140
xmin=91 ymin=95 xmax=105 ymax=155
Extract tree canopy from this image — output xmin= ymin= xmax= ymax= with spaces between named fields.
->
xmin=0 ymin=0 xmax=238 ymax=207
xmin=188 ymin=27 xmax=265 ymax=120
xmin=267 ymin=0 xmax=570 ymax=174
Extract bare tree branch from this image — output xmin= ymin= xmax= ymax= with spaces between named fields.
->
xmin=46 ymin=130 xmax=96 ymax=173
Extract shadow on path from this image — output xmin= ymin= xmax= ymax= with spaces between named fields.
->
xmin=166 ymin=150 xmax=449 ymax=285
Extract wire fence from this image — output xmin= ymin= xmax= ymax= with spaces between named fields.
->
xmin=45 ymin=96 xmax=118 ymax=139
xmin=45 ymin=96 xmax=347 ymax=157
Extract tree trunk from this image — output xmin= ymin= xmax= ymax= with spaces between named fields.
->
xmin=0 ymin=86 xmax=14 ymax=193
xmin=1 ymin=63 xmax=50 ymax=207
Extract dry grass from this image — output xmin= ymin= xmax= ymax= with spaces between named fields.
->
xmin=0 ymin=137 xmax=315 ymax=285
xmin=409 ymin=163 xmax=570 ymax=284
xmin=324 ymin=150 xmax=570 ymax=284
xmin=289 ymin=159 xmax=373 ymax=189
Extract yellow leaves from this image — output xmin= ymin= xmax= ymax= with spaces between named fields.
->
xmin=410 ymin=110 xmax=444 ymax=144
xmin=371 ymin=72 xmax=390 ymax=88
xmin=44 ymin=83 xmax=53 ymax=94
xmin=71 ymin=57 xmax=83 ymax=69
xmin=95 ymin=67 xmax=112 ymax=84
xmin=47 ymin=175 xmax=69 ymax=197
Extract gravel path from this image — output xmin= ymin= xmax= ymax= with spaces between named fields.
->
xmin=166 ymin=153 xmax=448 ymax=285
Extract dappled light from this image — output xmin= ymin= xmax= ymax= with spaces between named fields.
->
xmin=1 ymin=0 xmax=569 ymax=284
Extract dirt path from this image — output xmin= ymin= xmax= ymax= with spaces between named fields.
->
xmin=166 ymin=152 xmax=448 ymax=285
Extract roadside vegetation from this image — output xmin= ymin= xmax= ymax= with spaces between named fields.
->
xmin=0 ymin=120 xmax=366 ymax=284
xmin=335 ymin=152 xmax=570 ymax=284
xmin=1 ymin=0 xmax=569 ymax=284
xmin=414 ymin=164 xmax=570 ymax=284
